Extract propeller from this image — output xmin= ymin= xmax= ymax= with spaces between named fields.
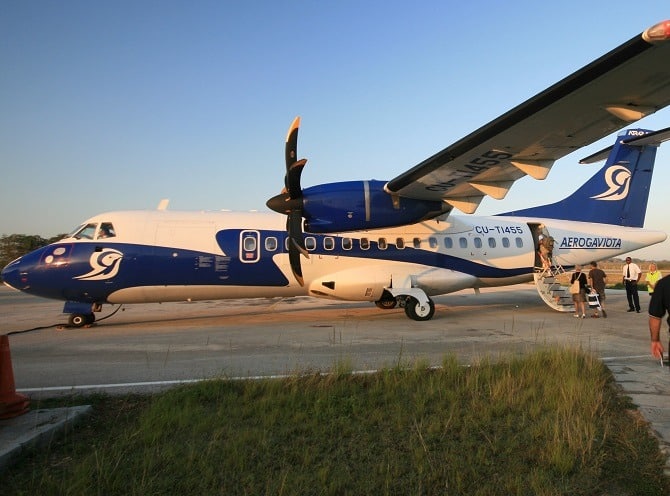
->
xmin=266 ymin=117 xmax=309 ymax=286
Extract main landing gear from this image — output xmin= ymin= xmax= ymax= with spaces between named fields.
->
xmin=374 ymin=289 xmax=436 ymax=321
xmin=402 ymin=296 xmax=435 ymax=321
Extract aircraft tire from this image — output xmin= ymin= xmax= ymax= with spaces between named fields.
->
xmin=404 ymin=296 xmax=435 ymax=321
xmin=375 ymin=298 xmax=397 ymax=310
xmin=69 ymin=313 xmax=95 ymax=328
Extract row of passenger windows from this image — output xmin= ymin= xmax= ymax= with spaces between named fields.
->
xmin=251 ymin=235 xmax=525 ymax=252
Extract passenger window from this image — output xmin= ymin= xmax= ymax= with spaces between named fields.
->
xmin=265 ymin=237 xmax=278 ymax=251
xmin=243 ymin=236 xmax=257 ymax=251
xmin=474 ymin=237 xmax=482 ymax=248
xmin=515 ymin=237 xmax=523 ymax=248
xmin=459 ymin=237 xmax=467 ymax=248
xmin=488 ymin=237 xmax=496 ymax=248
xmin=413 ymin=237 xmax=421 ymax=248
xmin=305 ymin=237 xmax=316 ymax=251
xmin=444 ymin=237 xmax=453 ymax=249
xmin=396 ymin=237 xmax=405 ymax=249
xmin=342 ymin=237 xmax=352 ymax=250
xmin=429 ymin=237 xmax=438 ymax=249
xmin=502 ymin=237 xmax=510 ymax=248
xmin=360 ymin=237 xmax=370 ymax=250
xmin=324 ymin=237 xmax=334 ymax=250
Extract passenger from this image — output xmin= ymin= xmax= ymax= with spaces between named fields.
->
xmin=587 ymin=261 xmax=607 ymax=318
xmin=538 ymin=234 xmax=552 ymax=270
xmin=570 ymin=265 xmax=588 ymax=318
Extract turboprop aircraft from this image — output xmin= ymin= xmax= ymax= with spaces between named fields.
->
xmin=3 ymin=20 xmax=670 ymax=326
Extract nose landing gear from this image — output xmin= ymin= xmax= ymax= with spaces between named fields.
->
xmin=64 ymin=301 xmax=101 ymax=328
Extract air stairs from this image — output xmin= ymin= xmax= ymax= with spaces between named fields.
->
xmin=533 ymin=264 xmax=575 ymax=312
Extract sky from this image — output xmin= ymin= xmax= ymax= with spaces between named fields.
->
xmin=1 ymin=1 xmax=669 ymax=260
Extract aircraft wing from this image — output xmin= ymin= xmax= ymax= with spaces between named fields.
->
xmin=385 ymin=20 xmax=670 ymax=214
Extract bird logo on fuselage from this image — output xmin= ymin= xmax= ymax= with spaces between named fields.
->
xmin=590 ymin=165 xmax=631 ymax=201
xmin=74 ymin=248 xmax=123 ymax=281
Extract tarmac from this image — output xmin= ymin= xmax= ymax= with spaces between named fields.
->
xmin=605 ymin=356 xmax=670 ymax=476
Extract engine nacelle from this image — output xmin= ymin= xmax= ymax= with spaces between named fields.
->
xmin=302 ymin=180 xmax=449 ymax=233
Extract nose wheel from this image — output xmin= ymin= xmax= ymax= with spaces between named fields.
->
xmin=68 ymin=313 xmax=95 ymax=327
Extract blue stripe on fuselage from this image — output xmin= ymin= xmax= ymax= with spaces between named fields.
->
xmin=13 ymin=230 xmax=529 ymax=302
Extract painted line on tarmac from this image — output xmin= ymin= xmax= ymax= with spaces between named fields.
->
xmin=601 ymin=354 xmax=652 ymax=361
xmin=17 ymin=370 xmax=385 ymax=394
xmin=18 ymin=355 xmax=659 ymax=394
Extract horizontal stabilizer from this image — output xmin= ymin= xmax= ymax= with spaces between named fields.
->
xmin=580 ymin=126 xmax=670 ymax=164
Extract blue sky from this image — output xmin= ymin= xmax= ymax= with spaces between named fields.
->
xmin=1 ymin=1 xmax=669 ymax=260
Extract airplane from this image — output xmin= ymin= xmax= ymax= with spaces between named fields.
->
xmin=3 ymin=20 xmax=670 ymax=327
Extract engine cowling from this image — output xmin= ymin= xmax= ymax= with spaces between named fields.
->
xmin=301 ymin=180 xmax=449 ymax=233
xmin=307 ymin=267 xmax=389 ymax=301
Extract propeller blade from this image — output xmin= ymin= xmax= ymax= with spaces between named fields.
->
xmin=286 ymin=159 xmax=307 ymax=199
xmin=285 ymin=116 xmax=301 ymax=168
xmin=288 ymin=246 xmax=304 ymax=287
xmin=287 ymin=212 xmax=308 ymax=286
xmin=288 ymin=212 xmax=309 ymax=257
xmin=266 ymin=116 xmax=309 ymax=287
xmin=284 ymin=117 xmax=307 ymax=199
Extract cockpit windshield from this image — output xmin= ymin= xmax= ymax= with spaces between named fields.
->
xmin=66 ymin=222 xmax=116 ymax=240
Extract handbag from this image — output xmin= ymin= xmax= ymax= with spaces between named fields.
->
xmin=569 ymin=279 xmax=581 ymax=294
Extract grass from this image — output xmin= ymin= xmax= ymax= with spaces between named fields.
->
xmin=4 ymin=348 xmax=669 ymax=495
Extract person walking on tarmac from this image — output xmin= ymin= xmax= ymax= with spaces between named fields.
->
xmin=648 ymin=274 xmax=670 ymax=361
xmin=622 ymin=257 xmax=642 ymax=312
xmin=571 ymin=265 xmax=588 ymax=318
xmin=588 ymin=261 xmax=607 ymax=318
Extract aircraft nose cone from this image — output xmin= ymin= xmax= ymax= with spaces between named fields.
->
xmin=1 ymin=257 xmax=26 ymax=291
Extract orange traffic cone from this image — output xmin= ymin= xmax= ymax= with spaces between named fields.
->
xmin=0 ymin=334 xmax=30 ymax=419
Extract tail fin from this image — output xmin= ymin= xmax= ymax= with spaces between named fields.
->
xmin=498 ymin=127 xmax=670 ymax=227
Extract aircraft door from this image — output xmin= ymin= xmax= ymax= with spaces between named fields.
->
xmin=528 ymin=223 xmax=554 ymax=269
xmin=240 ymin=230 xmax=260 ymax=263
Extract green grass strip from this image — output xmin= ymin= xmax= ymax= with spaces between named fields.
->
xmin=5 ymin=347 xmax=669 ymax=495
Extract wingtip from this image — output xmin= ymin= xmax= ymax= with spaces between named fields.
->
xmin=642 ymin=20 xmax=670 ymax=43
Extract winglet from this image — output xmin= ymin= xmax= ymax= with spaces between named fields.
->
xmin=157 ymin=199 xmax=169 ymax=210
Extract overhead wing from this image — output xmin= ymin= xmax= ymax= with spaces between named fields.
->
xmin=385 ymin=20 xmax=670 ymax=214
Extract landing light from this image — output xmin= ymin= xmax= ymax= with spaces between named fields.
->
xmin=642 ymin=20 xmax=670 ymax=43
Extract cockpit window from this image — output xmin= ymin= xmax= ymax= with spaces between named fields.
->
xmin=97 ymin=222 xmax=116 ymax=239
xmin=66 ymin=222 xmax=116 ymax=240
xmin=70 ymin=223 xmax=98 ymax=240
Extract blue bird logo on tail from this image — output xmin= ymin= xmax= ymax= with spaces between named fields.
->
xmin=590 ymin=165 xmax=631 ymax=201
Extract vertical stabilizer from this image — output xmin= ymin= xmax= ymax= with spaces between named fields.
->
xmin=498 ymin=127 xmax=670 ymax=227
